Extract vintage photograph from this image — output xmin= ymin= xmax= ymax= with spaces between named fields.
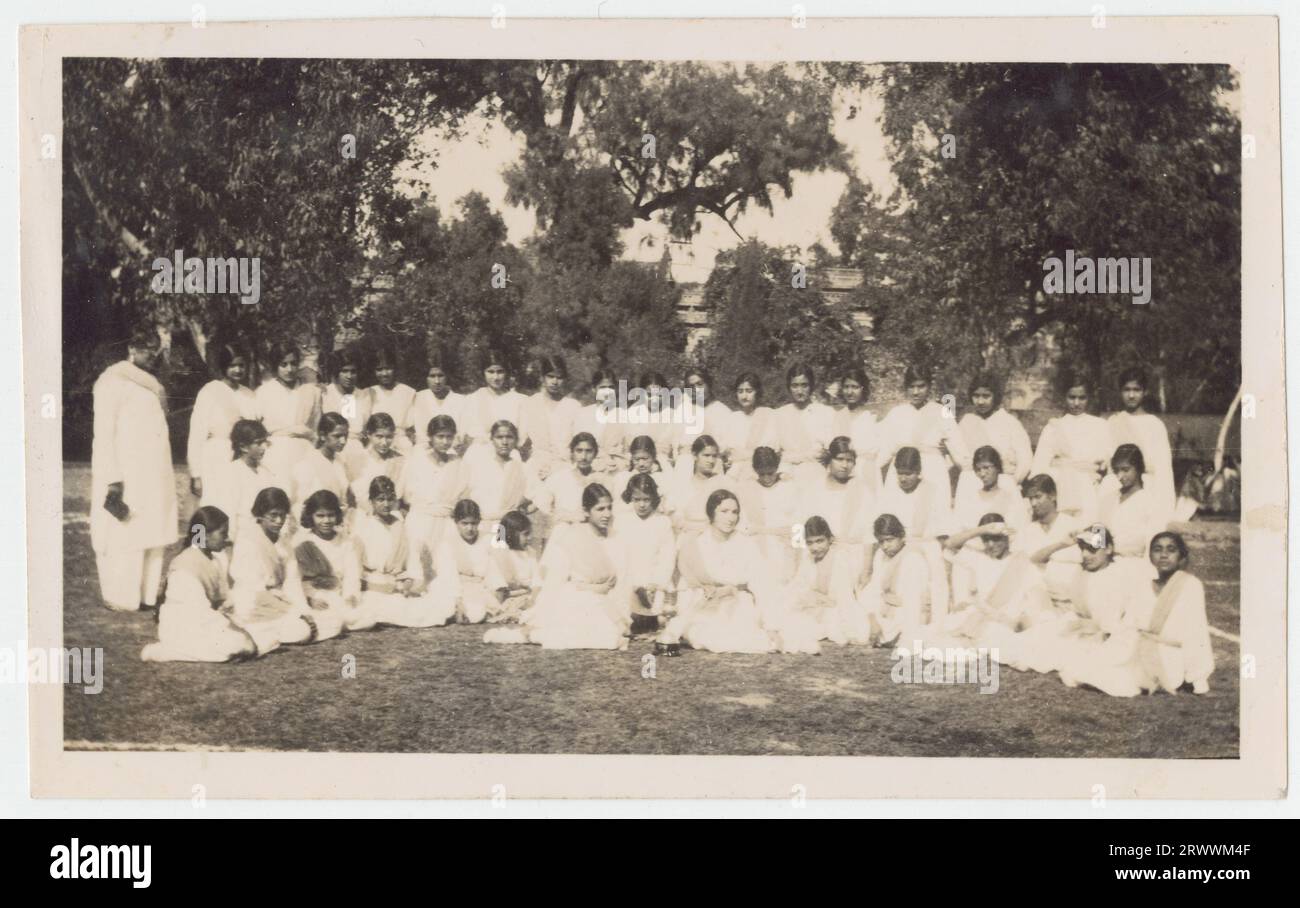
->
xmin=20 ymin=15 xmax=1285 ymax=799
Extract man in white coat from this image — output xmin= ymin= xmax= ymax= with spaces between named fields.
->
xmin=90 ymin=325 xmax=179 ymax=611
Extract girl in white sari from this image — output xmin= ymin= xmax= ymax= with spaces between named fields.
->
xmin=485 ymin=511 xmax=542 ymax=625
xmin=734 ymin=447 xmax=801 ymax=585
xmin=801 ymin=437 xmax=876 ymax=554
xmin=859 ymin=514 xmax=933 ymax=647
xmin=292 ymin=490 xmax=375 ymax=633
xmin=228 ymin=488 xmax=325 ymax=648
xmin=291 ymin=412 xmax=352 ymax=517
xmin=1107 ymin=367 xmax=1176 ymax=519
xmin=873 ymin=447 xmax=953 ymax=620
xmin=354 ymin=476 xmax=456 ymax=628
xmin=625 ymin=371 xmax=680 ymax=468
xmin=658 ymin=489 xmax=784 ymax=654
xmin=951 ymin=446 xmax=1031 ymax=547
xmin=368 ymin=349 xmax=418 ymax=456
xmin=722 ymin=372 xmax=778 ymax=481
xmin=321 ymin=346 xmax=373 ymax=478
xmin=462 ymin=351 xmax=528 ymax=455
xmin=205 ymin=419 xmax=286 ymax=543
xmin=535 ymin=432 xmax=600 ymax=534
xmin=668 ymin=434 xmax=732 ymax=536
xmin=399 ymin=414 xmax=466 ymax=572
xmin=461 ymin=419 xmax=535 ymax=526
xmin=186 ymin=344 xmax=258 ymax=502
xmin=612 ymin=435 xmax=672 ymax=517
xmin=772 ymin=363 xmax=834 ymax=485
xmin=878 ymin=365 xmax=969 ymax=494
xmin=1098 ymin=443 xmax=1169 ymax=565
xmin=671 ymin=367 xmax=733 ymax=466
xmin=409 ymin=358 xmax=468 ymax=455
xmin=827 ymin=367 xmax=881 ymax=493
xmin=780 ymin=516 xmax=872 ymax=648
xmin=488 ymin=483 xmax=630 ymax=650
xmin=613 ymin=473 xmax=676 ymax=634
xmin=429 ymin=498 xmax=496 ymax=625
xmin=1030 ymin=373 xmax=1112 ymax=524
xmin=142 ymin=507 xmax=259 ymax=663
xmin=569 ymin=369 xmax=627 ymax=476
xmin=348 ymin=413 xmax=406 ymax=514
xmin=1139 ymin=532 xmax=1215 ymax=694
xmin=255 ymin=344 xmax=321 ymax=481
xmin=956 ymin=373 xmax=1033 ymax=499
xmin=519 ymin=354 xmax=582 ymax=483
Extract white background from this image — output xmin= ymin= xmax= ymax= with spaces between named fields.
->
xmin=1 ymin=0 xmax=1294 ymax=819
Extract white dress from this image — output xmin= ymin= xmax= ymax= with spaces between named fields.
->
xmin=669 ymin=400 xmax=733 ymax=465
xmin=1098 ymin=484 xmax=1169 ymax=564
xmin=519 ymin=391 xmax=582 ymax=480
xmin=611 ymin=510 xmax=676 ymax=617
xmin=353 ymin=511 xmax=456 ymax=627
xmin=348 ymin=449 xmax=406 ymax=516
xmin=429 ymin=532 xmax=496 ymax=624
xmin=1030 ymin=412 xmax=1113 ymax=523
xmin=90 ymin=361 xmax=179 ymax=610
xmin=369 ymin=383 xmax=418 ymax=453
xmin=956 ymin=408 xmax=1033 ymax=489
xmin=874 ymin=475 xmax=954 ymax=619
xmin=398 ymin=448 xmax=466 ymax=568
xmin=951 ymin=473 xmax=1030 ymax=547
xmin=227 ymin=525 xmax=318 ymax=649
xmin=255 ymin=379 xmax=322 ymax=480
xmin=661 ymin=530 xmax=781 ymax=654
xmin=186 ymin=379 xmax=258 ymax=492
xmin=734 ymin=475 xmax=802 ymax=585
xmin=291 ymin=529 xmax=373 ymax=634
xmin=772 ymin=401 xmax=834 ymax=484
xmin=206 ymin=458 xmax=288 ymax=543
xmin=410 ymin=388 xmax=468 ymax=439
xmin=722 ymin=406 xmax=778 ymax=480
xmin=1131 ymin=571 xmax=1215 ymax=693
xmin=667 ymin=467 xmax=733 ymax=536
xmin=780 ymin=543 xmax=871 ymax=647
xmin=508 ymin=523 xmax=630 ymax=650
xmin=1107 ymin=411 xmax=1176 ymax=520
xmin=291 ymin=448 xmax=351 ymax=516
xmin=859 ymin=544 xmax=932 ymax=645
xmin=878 ymin=400 xmax=969 ymax=493
xmin=1053 ymin=558 xmax=1156 ymax=697
xmin=141 ymin=547 xmax=255 ymax=663
xmin=800 ymin=472 xmax=877 ymax=548
xmin=569 ymin=403 xmax=628 ymax=474
xmin=462 ymin=387 xmax=528 ymax=451
xmin=322 ymin=382 xmax=373 ymax=476
xmin=827 ymin=406 xmax=882 ymax=492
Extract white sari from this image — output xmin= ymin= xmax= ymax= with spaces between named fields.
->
xmin=255 ymin=379 xmax=321 ymax=480
xmin=186 ymin=380 xmax=258 ymax=491
xmin=1030 ymin=412 xmax=1112 ymax=523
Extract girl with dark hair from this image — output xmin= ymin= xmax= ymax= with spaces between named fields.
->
xmin=734 ymin=446 xmax=800 ymax=584
xmin=354 ymin=476 xmax=456 ymax=628
xmin=348 ymin=413 xmax=406 ymax=517
xmin=951 ymin=445 xmax=1030 ymax=546
xmin=874 ymin=446 xmax=954 ymax=619
xmin=613 ymin=435 xmax=669 ymax=516
xmin=291 ymin=412 xmax=352 ymax=518
xmin=487 ymin=483 xmax=630 ymax=649
xmin=1030 ymin=370 xmax=1112 ymax=524
xmin=368 ymin=349 xmax=418 ymax=455
xmin=141 ymin=507 xmax=259 ymax=662
xmin=773 ymin=362 xmax=834 ymax=484
xmin=1098 ymin=443 xmax=1169 ymax=562
xmin=186 ymin=343 xmax=257 ymax=501
xmin=430 ymin=499 xmax=495 ymax=625
xmin=878 ymin=363 xmax=970 ymax=497
xmin=485 ymin=510 xmax=541 ymax=625
xmin=463 ymin=350 xmax=528 ymax=455
xmin=536 ymin=432 xmax=601 ymax=530
xmin=612 ymin=472 xmax=675 ymax=632
xmin=255 ymin=343 xmax=322 ymax=480
xmin=322 ymin=345 xmax=374 ymax=476
xmin=956 ymin=372 xmax=1032 ymax=500
xmin=1106 ymin=367 xmax=1176 ymax=522
xmin=292 ymin=489 xmax=375 ymax=632
xmin=779 ymin=515 xmax=872 ymax=649
xmin=668 ymin=434 xmax=732 ymax=536
xmin=804 ymin=436 xmax=875 ymax=553
xmin=658 ymin=489 xmax=782 ymax=654
xmin=858 ymin=513 xmax=932 ymax=646
xmin=228 ymin=486 xmax=327 ymax=648
xmin=520 ymin=354 xmax=582 ymax=483
xmin=569 ymin=368 xmax=628 ymax=474
xmin=1139 ymin=531 xmax=1213 ymax=694
xmin=205 ymin=418 xmax=280 ymax=543
xmin=410 ymin=355 xmax=467 ymax=456
xmin=462 ymin=420 xmax=535 ymax=525
xmin=672 ymin=366 xmax=733 ymax=466
xmin=829 ymin=366 xmax=880 ymax=492
xmin=399 ymin=414 xmax=467 ymax=564
xmin=723 ymin=371 xmax=778 ymax=481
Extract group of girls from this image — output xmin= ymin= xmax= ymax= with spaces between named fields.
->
xmin=147 ymin=347 xmax=1213 ymax=695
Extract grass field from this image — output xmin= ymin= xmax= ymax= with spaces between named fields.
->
xmin=61 ymin=464 xmax=1240 ymax=757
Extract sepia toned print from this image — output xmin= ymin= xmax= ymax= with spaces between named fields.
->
xmin=22 ymin=15 xmax=1284 ymax=799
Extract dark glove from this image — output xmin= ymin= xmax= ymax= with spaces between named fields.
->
xmin=104 ymin=482 xmax=130 ymax=521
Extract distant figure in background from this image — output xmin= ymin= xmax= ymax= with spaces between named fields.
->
xmin=1106 ymin=367 xmax=1175 ymax=519
xmin=91 ymin=325 xmax=178 ymax=611
xmin=186 ymin=343 xmax=257 ymax=502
